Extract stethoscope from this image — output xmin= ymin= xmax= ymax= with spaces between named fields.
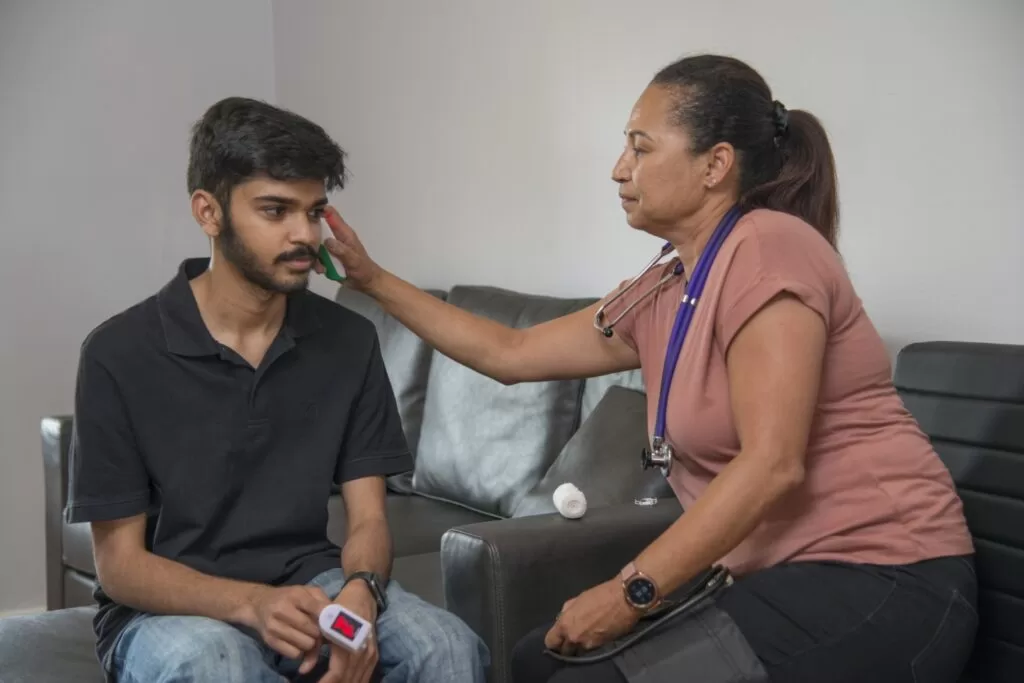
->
xmin=593 ymin=205 xmax=744 ymax=476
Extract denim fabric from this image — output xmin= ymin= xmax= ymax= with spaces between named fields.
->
xmin=110 ymin=569 xmax=489 ymax=682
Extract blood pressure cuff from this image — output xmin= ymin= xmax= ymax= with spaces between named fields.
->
xmin=544 ymin=566 xmax=768 ymax=683
xmin=612 ymin=600 xmax=768 ymax=683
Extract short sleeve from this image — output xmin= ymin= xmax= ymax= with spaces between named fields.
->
xmin=599 ymin=261 xmax=679 ymax=353
xmin=65 ymin=344 xmax=151 ymax=524
xmin=715 ymin=220 xmax=833 ymax=353
xmin=335 ymin=334 xmax=414 ymax=483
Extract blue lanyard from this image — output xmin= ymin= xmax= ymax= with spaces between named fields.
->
xmin=653 ymin=205 xmax=743 ymax=443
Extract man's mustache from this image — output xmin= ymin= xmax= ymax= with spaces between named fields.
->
xmin=275 ymin=245 xmax=318 ymax=263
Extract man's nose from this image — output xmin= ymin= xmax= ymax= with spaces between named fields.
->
xmin=288 ymin=213 xmax=321 ymax=245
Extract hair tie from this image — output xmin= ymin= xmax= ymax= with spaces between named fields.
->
xmin=772 ymin=100 xmax=790 ymax=145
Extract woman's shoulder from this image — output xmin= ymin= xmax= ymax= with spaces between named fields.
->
xmin=731 ymin=208 xmax=836 ymax=255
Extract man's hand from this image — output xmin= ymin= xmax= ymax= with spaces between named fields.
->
xmin=544 ymin=579 xmax=640 ymax=655
xmin=247 ymin=585 xmax=331 ymax=661
xmin=319 ymin=579 xmax=380 ymax=683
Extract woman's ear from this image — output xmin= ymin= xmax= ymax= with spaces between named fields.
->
xmin=191 ymin=190 xmax=223 ymax=238
xmin=705 ymin=142 xmax=736 ymax=189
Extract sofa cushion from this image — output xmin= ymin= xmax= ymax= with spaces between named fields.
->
xmin=413 ymin=286 xmax=595 ymax=517
xmin=513 ymin=386 xmax=672 ymax=517
xmin=580 ymin=367 xmax=646 ymax=423
xmin=334 ymin=287 xmax=446 ymax=457
xmin=326 ymin=492 xmax=495 ymax=558
xmin=0 ymin=607 xmax=104 ymax=683
xmin=63 ymin=521 xmax=95 ymax=577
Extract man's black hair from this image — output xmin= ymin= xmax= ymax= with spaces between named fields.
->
xmin=186 ymin=96 xmax=347 ymax=208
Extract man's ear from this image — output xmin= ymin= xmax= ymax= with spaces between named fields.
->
xmin=191 ymin=190 xmax=224 ymax=238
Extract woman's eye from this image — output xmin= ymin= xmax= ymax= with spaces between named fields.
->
xmin=633 ymin=147 xmax=645 ymax=157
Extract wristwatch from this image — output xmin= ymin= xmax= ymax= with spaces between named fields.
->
xmin=619 ymin=562 xmax=661 ymax=613
xmin=344 ymin=571 xmax=388 ymax=615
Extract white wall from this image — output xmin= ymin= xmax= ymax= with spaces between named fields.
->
xmin=0 ymin=0 xmax=275 ymax=613
xmin=274 ymin=0 xmax=1024 ymax=351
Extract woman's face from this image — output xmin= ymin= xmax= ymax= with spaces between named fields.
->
xmin=612 ymin=85 xmax=712 ymax=235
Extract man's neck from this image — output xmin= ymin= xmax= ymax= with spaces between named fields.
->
xmin=190 ymin=259 xmax=287 ymax=347
xmin=665 ymin=197 xmax=734 ymax=279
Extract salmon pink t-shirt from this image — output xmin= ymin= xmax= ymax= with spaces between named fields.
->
xmin=612 ymin=209 xmax=973 ymax=576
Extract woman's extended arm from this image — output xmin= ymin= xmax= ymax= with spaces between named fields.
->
xmin=321 ymin=207 xmax=639 ymax=384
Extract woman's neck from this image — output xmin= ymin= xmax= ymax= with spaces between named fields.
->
xmin=666 ymin=198 xmax=735 ymax=277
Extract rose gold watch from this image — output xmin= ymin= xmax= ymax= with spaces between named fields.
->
xmin=620 ymin=561 xmax=661 ymax=613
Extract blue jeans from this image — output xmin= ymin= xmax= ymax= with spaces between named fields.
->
xmin=109 ymin=569 xmax=489 ymax=682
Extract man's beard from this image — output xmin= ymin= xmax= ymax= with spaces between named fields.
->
xmin=219 ymin=210 xmax=314 ymax=295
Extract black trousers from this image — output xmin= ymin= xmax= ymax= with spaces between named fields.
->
xmin=510 ymin=554 xmax=978 ymax=683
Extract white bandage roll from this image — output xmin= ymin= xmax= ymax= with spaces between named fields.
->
xmin=552 ymin=483 xmax=587 ymax=519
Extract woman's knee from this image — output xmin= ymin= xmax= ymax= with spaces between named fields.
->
xmin=116 ymin=616 xmax=276 ymax=683
xmin=510 ymin=625 xmax=557 ymax=683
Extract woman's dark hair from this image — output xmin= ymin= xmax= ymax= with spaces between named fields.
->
xmin=186 ymin=97 xmax=347 ymax=210
xmin=652 ymin=54 xmax=839 ymax=248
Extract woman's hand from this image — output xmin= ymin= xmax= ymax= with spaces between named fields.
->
xmin=319 ymin=207 xmax=383 ymax=293
xmin=544 ymin=579 xmax=640 ymax=655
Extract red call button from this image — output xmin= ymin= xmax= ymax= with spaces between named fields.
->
xmin=331 ymin=612 xmax=362 ymax=640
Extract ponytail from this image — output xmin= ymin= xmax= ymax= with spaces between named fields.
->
xmin=740 ymin=108 xmax=840 ymax=248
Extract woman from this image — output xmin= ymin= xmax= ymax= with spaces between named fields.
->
xmin=318 ymin=54 xmax=978 ymax=683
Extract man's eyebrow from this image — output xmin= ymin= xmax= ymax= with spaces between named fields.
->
xmin=252 ymin=195 xmax=329 ymax=207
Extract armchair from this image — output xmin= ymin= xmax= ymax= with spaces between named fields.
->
xmin=443 ymin=498 xmax=682 ymax=683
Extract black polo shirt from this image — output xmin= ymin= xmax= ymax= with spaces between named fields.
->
xmin=65 ymin=258 xmax=413 ymax=666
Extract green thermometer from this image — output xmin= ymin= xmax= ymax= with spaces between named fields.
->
xmin=318 ymin=244 xmax=346 ymax=282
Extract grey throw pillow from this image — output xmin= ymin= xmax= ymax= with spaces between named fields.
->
xmin=513 ymin=385 xmax=673 ymax=517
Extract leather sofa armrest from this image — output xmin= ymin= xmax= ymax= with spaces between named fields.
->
xmin=41 ymin=415 xmax=73 ymax=610
xmin=440 ymin=498 xmax=681 ymax=683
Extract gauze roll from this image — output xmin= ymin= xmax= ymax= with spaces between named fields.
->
xmin=553 ymin=483 xmax=587 ymax=519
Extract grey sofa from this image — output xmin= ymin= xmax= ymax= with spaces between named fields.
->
xmin=0 ymin=284 xmax=671 ymax=683
xmin=1 ymin=281 xmax=1021 ymax=683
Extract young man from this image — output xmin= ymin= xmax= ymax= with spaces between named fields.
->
xmin=65 ymin=97 xmax=489 ymax=683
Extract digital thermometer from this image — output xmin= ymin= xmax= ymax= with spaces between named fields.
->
xmin=318 ymin=604 xmax=372 ymax=652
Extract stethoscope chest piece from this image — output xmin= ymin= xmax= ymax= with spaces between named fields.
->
xmin=641 ymin=437 xmax=674 ymax=476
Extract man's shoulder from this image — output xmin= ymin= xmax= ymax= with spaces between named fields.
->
xmin=302 ymin=290 xmax=379 ymax=342
xmin=80 ymin=294 xmax=162 ymax=367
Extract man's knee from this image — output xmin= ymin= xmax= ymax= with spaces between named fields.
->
xmin=117 ymin=616 xmax=274 ymax=683
xmin=380 ymin=588 xmax=489 ymax=679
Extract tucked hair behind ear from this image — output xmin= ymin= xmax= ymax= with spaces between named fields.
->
xmin=652 ymin=55 xmax=840 ymax=248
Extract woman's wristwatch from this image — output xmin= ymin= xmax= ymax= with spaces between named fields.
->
xmin=620 ymin=561 xmax=661 ymax=613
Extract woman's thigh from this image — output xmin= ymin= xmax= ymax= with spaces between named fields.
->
xmin=510 ymin=624 xmax=627 ymax=683
xmin=717 ymin=555 xmax=978 ymax=683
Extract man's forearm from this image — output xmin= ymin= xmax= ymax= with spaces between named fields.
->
xmin=99 ymin=549 xmax=266 ymax=629
xmin=340 ymin=519 xmax=393 ymax=583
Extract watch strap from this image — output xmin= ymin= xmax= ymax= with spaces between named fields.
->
xmin=344 ymin=571 xmax=387 ymax=614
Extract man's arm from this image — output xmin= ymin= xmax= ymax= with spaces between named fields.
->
xmin=338 ymin=475 xmax=393 ymax=585
xmin=91 ymin=515 xmax=327 ymax=655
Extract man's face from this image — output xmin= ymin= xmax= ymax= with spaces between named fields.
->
xmin=217 ymin=177 xmax=327 ymax=294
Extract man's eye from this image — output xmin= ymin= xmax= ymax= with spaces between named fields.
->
xmin=263 ymin=206 xmax=285 ymax=218
xmin=310 ymin=208 xmax=326 ymax=220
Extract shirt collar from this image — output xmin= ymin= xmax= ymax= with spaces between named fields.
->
xmin=157 ymin=258 xmax=321 ymax=357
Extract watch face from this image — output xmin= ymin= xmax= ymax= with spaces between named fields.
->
xmin=627 ymin=577 xmax=657 ymax=607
